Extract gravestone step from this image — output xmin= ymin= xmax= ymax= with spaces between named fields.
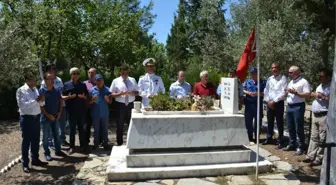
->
xmin=127 ymin=147 xmax=251 ymax=167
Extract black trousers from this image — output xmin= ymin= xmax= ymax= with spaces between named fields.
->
xmin=115 ymin=102 xmax=134 ymax=145
xmin=20 ymin=115 xmax=40 ymax=167
xmin=69 ymin=113 xmax=86 ymax=148
xmin=266 ymin=100 xmax=285 ymax=144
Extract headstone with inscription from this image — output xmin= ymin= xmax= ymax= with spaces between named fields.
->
xmin=220 ymin=77 xmax=239 ymax=114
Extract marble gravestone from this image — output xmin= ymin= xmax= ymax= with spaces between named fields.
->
xmin=220 ymin=78 xmax=239 ymax=114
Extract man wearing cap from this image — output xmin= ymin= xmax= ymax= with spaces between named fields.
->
xmin=243 ymin=67 xmax=266 ymax=142
xmin=62 ymin=67 xmax=88 ymax=155
xmin=138 ymin=58 xmax=165 ymax=107
xmin=110 ymin=65 xmax=138 ymax=146
xmin=89 ymin=74 xmax=112 ymax=150
xmin=283 ymin=66 xmax=311 ymax=155
xmin=41 ymin=63 xmax=69 ymax=147
xmin=169 ymin=71 xmax=191 ymax=100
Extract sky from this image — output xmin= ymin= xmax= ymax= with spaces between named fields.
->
xmin=140 ymin=0 xmax=234 ymax=44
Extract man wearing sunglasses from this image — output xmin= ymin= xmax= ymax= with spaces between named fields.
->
xmin=283 ymin=66 xmax=311 ymax=155
xmin=138 ymin=58 xmax=165 ymax=108
xmin=62 ymin=67 xmax=88 ymax=155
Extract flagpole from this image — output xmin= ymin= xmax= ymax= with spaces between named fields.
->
xmin=255 ymin=9 xmax=261 ymax=180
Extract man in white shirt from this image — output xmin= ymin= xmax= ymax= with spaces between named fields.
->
xmin=169 ymin=71 xmax=191 ymax=100
xmin=138 ymin=58 xmax=165 ymax=107
xmin=301 ymin=69 xmax=331 ymax=166
xmin=283 ymin=66 xmax=311 ymax=155
xmin=263 ymin=63 xmax=288 ymax=149
xmin=16 ymin=74 xmax=48 ymax=173
xmin=110 ymin=65 xmax=138 ymax=146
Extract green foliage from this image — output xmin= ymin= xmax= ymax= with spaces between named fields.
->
xmin=149 ymin=93 xmax=190 ymax=111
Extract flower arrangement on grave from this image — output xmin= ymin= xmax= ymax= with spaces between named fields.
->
xmin=149 ymin=93 xmax=214 ymax=111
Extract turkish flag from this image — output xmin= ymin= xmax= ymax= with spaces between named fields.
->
xmin=236 ymin=28 xmax=256 ymax=82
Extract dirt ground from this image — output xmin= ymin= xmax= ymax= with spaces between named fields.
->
xmin=0 ymin=119 xmax=124 ymax=185
xmin=0 ymin=119 xmax=321 ymax=185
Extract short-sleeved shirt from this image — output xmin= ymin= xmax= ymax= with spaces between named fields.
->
xmin=311 ymin=82 xmax=330 ymax=113
xmin=89 ymin=86 xmax=110 ymax=119
xmin=110 ymin=76 xmax=138 ymax=103
xmin=41 ymin=76 xmax=65 ymax=107
xmin=193 ymin=82 xmax=216 ymax=97
xmin=39 ymin=87 xmax=62 ymax=120
xmin=243 ymin=78 xmax=266 ymax=104
xmin=63 ymin=81 xmax=88 ymax=115
xmin=169 ymin=81 xmax=191 ymax=98
xmin=286 ymin=76 xmax=310 ymax=104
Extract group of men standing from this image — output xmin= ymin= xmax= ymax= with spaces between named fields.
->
xmin=15 ymin=57 xmax=331 ymax=173
xmin=241 ymin=63 xmax=331 ymax=167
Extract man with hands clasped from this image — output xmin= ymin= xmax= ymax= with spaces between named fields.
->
xmin=283 ymin=66 xmax=311 ymax=155
xmin=263 ymin=63 xmax=288 ymax=149
xmin=89 ymin=74 xmax=112 ymax=150
xmin=138 ymin=58 xmax=165 ymax=108
xmin=63 ymin=67 xmax=88 ymax=155
xmin=40 ymin=72 xmax=67 ymax=161
xmin=110 ymin=65 xmax=138 ymax=146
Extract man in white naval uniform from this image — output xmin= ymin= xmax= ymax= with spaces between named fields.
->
xmin=138 ymin=58 xmax=165 ymax=107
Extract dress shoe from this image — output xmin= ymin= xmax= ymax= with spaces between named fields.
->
xmin=45 ymin=155 xmax=52 ymax=161
xmin=283 ymin=145 xmax=296 ymax=151
xmin=62 ymin=141 xmax=70 ymax=147
xmin=294 ymin=148 xmax=304 ymax=156
xmin=103 ymin=145 xmax=111 ymax=151
xmin=55 ymin=151 xmax=67 ymax=157
xmin=68 ymin=148 xmax=75 ymax=155
xmin=300 ymin=158 xmax=313 ymax=163
xmin=31 ymin=159 xmax=48 ymax=166
xmin=276 ymin=143 xmax=284 ymax=149
xmin=262 ymin=139 xmax=274 ymax=145
xmin=310 ymin=160 xmax=322 ymax=166
xmin=23 ymin=166 xmax=30 ymax=173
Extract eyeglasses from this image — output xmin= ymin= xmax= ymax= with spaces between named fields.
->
xmin=288 ymin=72 xmax=293 ymax=74
xmin=72 ymin=73 xmax=80 ymax=75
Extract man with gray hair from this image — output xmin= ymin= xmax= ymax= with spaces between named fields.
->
xmin=283 ymin=66 xmax=311 ymax=155
xmin=63 ymin=67 xmax=88 ymax=155
xmin=193 ymin=70 xmax=216 ymax=97
xmin=169 ymin=71 xmax=191 ymax=99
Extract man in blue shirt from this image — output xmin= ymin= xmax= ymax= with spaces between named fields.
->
xmin=243 ymin=68 xmax=266 ymax=142
xmin=89 ymin=74 xmax=112 ymax=150
xmin=62 ymin=67 xmax=88 ymax=155
xmin=169 ymin=71 xmax=191 ymax=99
xmin=40 ymin=72 xmax=67 ymax=161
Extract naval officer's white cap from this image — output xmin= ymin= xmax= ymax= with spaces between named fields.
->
xmin=143 ymin=58 xmax=156 ymax=66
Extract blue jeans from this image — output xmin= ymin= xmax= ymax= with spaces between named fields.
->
xmin=244 ymin=103 xmax=263 ymax=140
xmin=92 ymin=116 xmax=109 ymax=147
xmin=20 ymin=115 xmax=41 ymax=167
xmin=42 ymin=119 xmax=61 ymax=155
xmin=266 ymin=100 xmax=285 ymax=144
xmin=286 ymin=102 xmax=305 ymax=149
xmin=48 ymin=108 xmax=67 ymax=144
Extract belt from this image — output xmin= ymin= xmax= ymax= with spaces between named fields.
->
xmin=287 ymin=102 xmax=305 ymax=106
xmin=313 ymin=111 xmax=328 ymax=117
xmin=22 ymin=114 xmax=40 ymax=118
